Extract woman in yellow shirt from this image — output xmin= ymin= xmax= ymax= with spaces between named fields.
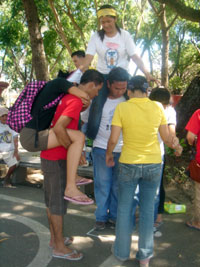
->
xmin=106 ymin=76 xmax=180 ymax=267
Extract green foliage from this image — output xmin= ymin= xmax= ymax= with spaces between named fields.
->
xmin=0 ymin=21 xmax=24 ymax=47
xmin=165 ymin=138 xmax=187 ymax=157
xmin=0 ymin=0 xmax=199 ymax=92
xmin=164 ymin=165 xmax=189 ymax=184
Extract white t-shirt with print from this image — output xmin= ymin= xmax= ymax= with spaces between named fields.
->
xmin=159 ymin=105 xmax=177 ymax=156
xmin=86 ymin=29 xmax=136 ymax=74
xmin=81 ymin=96 xmax=125 ymax=152
xmin=0 ymin=123 xmax=18 ymax=152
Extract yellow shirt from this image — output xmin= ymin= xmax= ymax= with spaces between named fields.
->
xmin=112 ymin=98 xmax=167 ymax=164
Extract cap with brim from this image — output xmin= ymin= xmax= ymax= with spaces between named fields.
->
xmin=0 ymin=107 xmax=8 ymax=117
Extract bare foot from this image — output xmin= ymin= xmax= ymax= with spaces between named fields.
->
xmin=49 ymin=236 xmax=73 ymax=249
xmin=64 ymin=187 xmax=88 ymax=199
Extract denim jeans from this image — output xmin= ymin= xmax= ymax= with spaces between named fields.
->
xmin=114 ymin=162 xmax=161 ymax=261
xmin=154 ymin=156 xmax=165 ymax=220
xmin=92 ymin=147 xmax=120 ymax=222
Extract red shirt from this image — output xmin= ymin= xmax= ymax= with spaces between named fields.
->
xmin=41 ymin=94 xmax=83 ymax=160
xmin=185 ymin=109 xmax=200 ymax=164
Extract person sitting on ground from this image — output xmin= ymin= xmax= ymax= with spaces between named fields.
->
xmin=185 ymin=109 xmax=200 ymax=231
xmin=149 ymin=87 xmax=182 ymax=231
xmin=0 ymin=107 xmax=20 ymax=187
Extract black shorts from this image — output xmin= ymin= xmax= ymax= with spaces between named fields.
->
xmin=41 ymin=158 xmax=68 ymax=215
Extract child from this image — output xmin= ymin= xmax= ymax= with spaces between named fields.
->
xmin=149 ymin=87 xmax=182 ymax=228
xmin=0 ymin=107 xmax=20 ymax=187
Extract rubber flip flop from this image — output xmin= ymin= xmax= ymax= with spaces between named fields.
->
xmin=186 ymin=221 xmax=200 ymax=231
xmin=49 ymin=236 xmax=73 ymax=249
xmin=52 ymin=250 xmax=83 ymax=261
xmin=76 ymin=177 xmax=93 ymax=186
xmin=64 ymin=195 xmax=94 ymax=205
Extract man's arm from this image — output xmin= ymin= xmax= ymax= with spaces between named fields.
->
xmin=131 ymin=54 xmax=159 ymax=84
xmin=159 ymin=124 xmax=182 ymax=153
xmin=187 ymin=131 xmax=197 ymax=146
xmin=68 ymin=86 xmax=90 ymax=108
xmin=168 ymin=124 xmax=182 ymax=156
xmin=106 ymin=125 xmax=121 ymax=167
xmin=79 ymin=54 xmax=94 ymax=72
xmin=53 ymin=115 xmax=72 ymax=148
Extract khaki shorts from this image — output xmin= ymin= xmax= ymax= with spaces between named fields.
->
xmin=20 ymin=127 xmax=49 ymax=152
xmin=41 ymin=158 xmax=68 ymax=215
xmin=0 ymin=151 xmax=19 ymax=167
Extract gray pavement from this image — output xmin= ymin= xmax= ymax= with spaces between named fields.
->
xmin=0 ymin=182 xmax=200 ymax=267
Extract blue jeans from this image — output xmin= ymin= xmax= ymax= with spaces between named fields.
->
xmin=154 ymin=156 xmax=165 ymax=221
xmin=114 ymin=163 xmax=161 ymax=261
xmin=92 ymin=147 xmax=120 ymax=222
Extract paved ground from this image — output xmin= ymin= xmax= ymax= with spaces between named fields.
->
xmin=0 ymin=177 xmax=200 ymax=266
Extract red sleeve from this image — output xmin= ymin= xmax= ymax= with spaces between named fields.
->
xmin=185 ymin=110 xmax=200 ymax=135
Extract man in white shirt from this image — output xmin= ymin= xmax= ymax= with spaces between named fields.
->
xmin=0 ymin=107 xmax=20 ymax=187
xmin=81 ymin=67 xmax=129 ymax=230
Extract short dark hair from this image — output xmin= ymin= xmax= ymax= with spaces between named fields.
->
xmin=107 ymin=67 xmax=129 ymax=85
xmin=128 ymin=75 xmax=148 ymax=93
xmin=57 ymin=69 xmax=71 ymax=79
xmin=71 ymin=50 xmax=85 ymax=58
xmin=80 ymin=69 xmax=104 ymax=86
xmin=149 ymin=87 xmax=170 ymax=105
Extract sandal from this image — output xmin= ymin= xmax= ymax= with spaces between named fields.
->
xmin=76 ymin=177 xmax=93 ymax=186
xmin=52 ymin=249 xmax=83 ymax=261
xmin=64 ymin=194 xmax=94 ymax=205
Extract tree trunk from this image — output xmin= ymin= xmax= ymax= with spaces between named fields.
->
xmin=22 ymin=0 xmax=49 ymax=81
xmin=176 ymin=76 xmax=200 ymax=137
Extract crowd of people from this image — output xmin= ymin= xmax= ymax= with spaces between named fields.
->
xmin=0 ymin=4 xmax=199 ymax=267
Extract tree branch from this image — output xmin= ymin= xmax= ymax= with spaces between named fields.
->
xmin=154 ymin=0 xmax=200 ymax=23
xmin=48 ymin=0 xmax=72 ymax=55
xmin=191 ymin=40 xmax=200 ymax=56
xmin=64 ymin=0 xmax=86 ymax=49
xmin=10 ymin=49 xmax=27 ymax=85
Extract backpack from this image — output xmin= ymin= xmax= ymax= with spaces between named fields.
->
xmin=6 ymin=81 xmax=64 ymax=133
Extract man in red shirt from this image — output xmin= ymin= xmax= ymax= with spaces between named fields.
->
xmin=185 ymin=109 xmax=200 ymax=231
xmin=40 ymin=69 xmax=103 ymax=260
xmin=185 ymin=109 xmax=200 ymax=230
